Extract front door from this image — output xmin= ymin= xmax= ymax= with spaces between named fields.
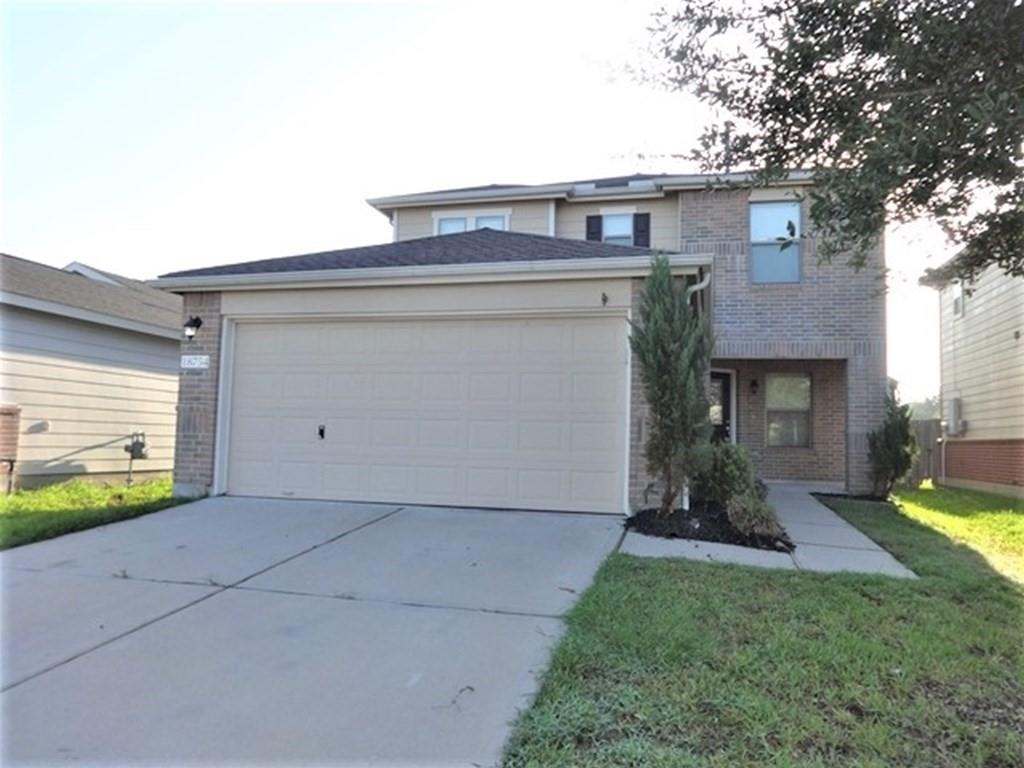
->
xmin=709 ymin=371 xmax=733 ymax=443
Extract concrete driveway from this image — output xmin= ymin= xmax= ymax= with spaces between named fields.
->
xmin=1 ymin=497 xmax=622 ymax=767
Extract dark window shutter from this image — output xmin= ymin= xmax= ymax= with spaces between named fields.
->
xmin=633 ymin=213 xmax=651 ymax=247
xmin=585 ymin=215 xmax=603 ymax=242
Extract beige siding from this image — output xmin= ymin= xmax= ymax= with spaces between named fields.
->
xmin=555 ymin=197 xmax=680 ymax=251
xmin=940 ymin=267 xmax=1024 ymax=440
xmin=0 ymin=305 xmax=179 ymax=479
xmin=394 ymin=200 xmax=552 ymax=240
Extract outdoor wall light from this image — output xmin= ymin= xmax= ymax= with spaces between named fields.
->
xmin=183 ymin=316 xmax=203 ymax=340
xmin=750 ymin=378 xmax=759 ymax=396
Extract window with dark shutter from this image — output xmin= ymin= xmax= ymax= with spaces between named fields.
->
xmin=585 ymin=215 xmax=603 ymax=242
xmin=633 ymin=213 xmax=650 ymax=248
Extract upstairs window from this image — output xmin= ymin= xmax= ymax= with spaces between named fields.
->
xmin=750 ymin=201 xmax=801 ymax=283
xmin=435 ymin=212 xmax=508 ymax=235
xmin=437 ymin=217 xmax=467 ymax=235
xmin=585 ymin=212 xmax=651 ymax=247
xmin=766 ymin=373 xmax=811 ymax=447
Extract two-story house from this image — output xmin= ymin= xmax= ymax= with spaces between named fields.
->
xmin=157 ymin=172 xmax=887 ymax=512
xmin=932 ymin=265 xmax=1024 ymax=498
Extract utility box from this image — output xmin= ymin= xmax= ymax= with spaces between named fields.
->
xmin=943 ymin=398 xmax=966 ymax=436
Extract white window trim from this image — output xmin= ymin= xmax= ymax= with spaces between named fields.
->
xmin=432 ymin=208 xmax=512 ymax=235
xmin=750 ymin=200 xmax=802 ymax=284
xmin=599 ymin=205 xmax=638 ymax=215
xmin=951 ymin=281 xmax=965 ymax=318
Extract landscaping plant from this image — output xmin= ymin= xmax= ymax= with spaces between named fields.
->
xmin=867 ymin=392 xmax=919 ymax=498
xmin=629 ymin=254 xmax=713 ymax=516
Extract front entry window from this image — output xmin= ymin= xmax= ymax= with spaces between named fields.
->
xmin=766 ymin=373 xmax=811 ymax=447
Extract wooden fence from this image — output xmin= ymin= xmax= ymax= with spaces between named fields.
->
xmin=906 ymin=419 xmax=942 ymax=488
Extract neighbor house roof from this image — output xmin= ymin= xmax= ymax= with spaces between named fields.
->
xmin=154 ymin=229 xmax=710 ymax=292
xmin=0 ymin=253 xmax=181 ymax=338
xmin=367 ymin=170 xmax=814 ymax=213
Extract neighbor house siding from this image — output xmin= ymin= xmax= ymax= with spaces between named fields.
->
xmin=938 ymin=266 xmax=1024 ymax=497
xmin=394 ymin=200 xmax=552 ymax=240
xmin=0 ymin=305 xmax=178 ymax=485
xmin=556 ymin=197 xmax=679 ymax=251
xmin=939 ymin=266 xmax=1024 ymax=441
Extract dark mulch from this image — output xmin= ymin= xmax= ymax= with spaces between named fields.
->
xmin=814 ymin=491 xmax=886 ymax=503
xmin=625 ymin=500 xmax=795 ymax=553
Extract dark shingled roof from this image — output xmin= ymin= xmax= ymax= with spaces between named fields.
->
xmin=1 ymin=253 xmax=181 ymax=332
xmin=160 ymin=229 xmax=654 ymax=279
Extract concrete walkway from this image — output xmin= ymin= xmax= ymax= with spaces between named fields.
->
xmin=621 ymin=483 xmax=915 ymax=579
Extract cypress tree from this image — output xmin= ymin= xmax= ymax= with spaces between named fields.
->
xmin=630 ymin=255 xmax=713 ymax=516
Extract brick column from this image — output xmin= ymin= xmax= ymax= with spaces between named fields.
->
xmin=845 ymin=347 xmax=887 ymax=494
xmin=0 ymin=405 xmax=21 ymax=492
xmin=173 ymin=292 xmax=222 ymax=497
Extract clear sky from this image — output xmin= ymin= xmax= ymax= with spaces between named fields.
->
xmin=0 ymin=1 xmax=947 ymax=400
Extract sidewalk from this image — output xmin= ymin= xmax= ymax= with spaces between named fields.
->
xmin=621 ymin=483 xmax=916 ymax=579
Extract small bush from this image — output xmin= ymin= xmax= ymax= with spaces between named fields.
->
xmin=694 ymin=442 xmax=758 ymax=505
xmin=726 ymin=489 xmax=787 ymax=542
xmin=867 ymin=393 xmax=918 ymax=498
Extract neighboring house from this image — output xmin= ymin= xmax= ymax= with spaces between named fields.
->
xmin=0 ymin=254 xmax=182 ymax=489
xmin=932 ymin=264 xmax=1024 ymax=498
xmin=156 ymin=171 xmax=887 ymax=513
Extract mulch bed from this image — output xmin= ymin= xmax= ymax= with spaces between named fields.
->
xmin=626 ymin=500 xmax=795 ymax=553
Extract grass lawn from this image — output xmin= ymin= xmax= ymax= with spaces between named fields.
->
xmin=893 ymin=482 xmax=1023 ymax=584
xmin=0 ymin=477 xmax=185 ymax=550
xmin=504 ymin=487 xmax=1024 ymax=767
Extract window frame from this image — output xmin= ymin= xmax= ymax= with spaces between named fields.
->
xmin=432 ymin=208 xmax=510 ymax=235
xmin=765 ymin=372 xmax=812 ymax=448
xmin=749 ymin=200 xmax=802 ymax=285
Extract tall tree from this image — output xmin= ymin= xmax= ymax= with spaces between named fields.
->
xmin=651 ymin=0 xmax=1024 ymax=284
xmin=630 ymin=255 xmax=713 ymax=516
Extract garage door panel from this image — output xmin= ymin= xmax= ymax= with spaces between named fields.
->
xmin=227 ymin=316 xmax=626 ymax=513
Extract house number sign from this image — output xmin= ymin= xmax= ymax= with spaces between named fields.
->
xmin=180 ymin=354 xmax=210 ymax=370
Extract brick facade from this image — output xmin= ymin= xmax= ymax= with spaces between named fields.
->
xmin=0 ymin=405 xmax=21 ymax=492
xmin=677 ymin=187 xmax=887 ymax=495
xmin=945 ymin=439 xmax=1024 ymax=489
xmin=172 ymin=292 xmax=222 ymax=496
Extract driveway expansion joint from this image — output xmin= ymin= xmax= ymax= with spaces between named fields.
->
xmin=230 ymin=583 xmax=565 ymax=620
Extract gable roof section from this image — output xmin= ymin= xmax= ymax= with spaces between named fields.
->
xmin=0 ymin=253 xmax=181 ymax=338
xmin=159 ymin=228 xmax=655 ymax=279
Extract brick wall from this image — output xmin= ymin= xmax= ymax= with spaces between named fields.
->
xmin=717 ymin=358 xmax=846 ymax=483
xmin=0 ymin=405 xmax=20 ymax=491
xmin=945 ymin=439 xmax=1024 ymax=488
xmin=172 ymin=292 xmax=222 ymax=496
xmin=677 ymin=187 xmax=887 ymax=494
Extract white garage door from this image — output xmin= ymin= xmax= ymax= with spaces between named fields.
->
xmin=225 ymin=316 xmax=628 ymax=513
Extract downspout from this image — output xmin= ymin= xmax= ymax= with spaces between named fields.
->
xmin=678 ymin=268 xmax=713 ymax=512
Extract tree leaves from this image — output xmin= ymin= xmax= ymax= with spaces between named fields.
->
xmin=651 ymin=0 xmax=1024 ymax=284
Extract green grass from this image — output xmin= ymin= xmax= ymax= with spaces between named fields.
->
xmin=893 ymin=482 xmax=1024 ymax=584
xmin=504 ymin=489 xmax=1024 ymax=767
xmin=0 ymin=477 xmax=185 ymax=549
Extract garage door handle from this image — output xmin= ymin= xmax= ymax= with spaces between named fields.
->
xmin=317 ymin=425 xmax=326 ymax=439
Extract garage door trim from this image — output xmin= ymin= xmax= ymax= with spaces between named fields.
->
xmin=211 ymin=309 xmax=632 ymax=514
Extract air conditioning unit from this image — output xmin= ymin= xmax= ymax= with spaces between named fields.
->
xmin=943 ymin=398 xmax=967 ymax=436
